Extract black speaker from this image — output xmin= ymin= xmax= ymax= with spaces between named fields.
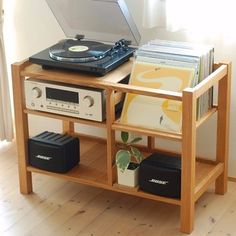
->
xmin=28 ymin=131 xmax=80 ymax=173
xmin=139 ymin=153 xmax=181 ymax=199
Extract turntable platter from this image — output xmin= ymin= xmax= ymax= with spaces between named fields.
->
xmin=49 ymin=39 xmax=113 ymax=63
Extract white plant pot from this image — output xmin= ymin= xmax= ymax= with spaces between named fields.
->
xmin=117 ymin=164 xmax=139 ymax=187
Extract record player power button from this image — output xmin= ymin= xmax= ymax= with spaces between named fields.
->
xmin=83 ymin=95 xmax=94 ymax=108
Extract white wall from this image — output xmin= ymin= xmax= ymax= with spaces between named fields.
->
xmin=3 ymin=0 xmax=235 ymax=177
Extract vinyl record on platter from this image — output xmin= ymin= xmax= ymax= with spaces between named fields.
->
xmin=49 ymin=39 xmax=113 ymax=63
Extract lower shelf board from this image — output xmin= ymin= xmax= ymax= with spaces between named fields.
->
xmin=27 ymin=137 xmax=109 ymax=188
xmin=26 ymin=136 xmax=224 ymax=206
xmin=194 ymin=161 xmax=224 ymax=200
xmin=27 ymin=164 xmax=181 ymax=206
xmin=27 ymin=165 xmax=108 ymax=189
xmin=112 ymin=183 xmax=181 ymax=206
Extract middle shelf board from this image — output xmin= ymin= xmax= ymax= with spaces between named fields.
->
xmin=24 ymin=105 xmax=218 ymax=142
xmin=112 ymin=122 xmax=182 ymax=141
xmin=24 ymin=109 xmax=107 ymax=128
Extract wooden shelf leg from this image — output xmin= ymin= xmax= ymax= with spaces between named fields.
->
xmin=180 ymin=89 xmax=196 ymax=233
xmin=12 ymin=63 xmax=32 ymax=194
xmin=106 ymin=90 xmax=116 ymax=185
xmin=215 ymin=62 xmax=231 ymax=194
xmin=62 ymin=121 xmax=74 ymax=134
xmin=147 ymin=136 xmax=155 ymax=152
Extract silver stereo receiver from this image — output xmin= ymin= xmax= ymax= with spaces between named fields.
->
xmin=24 ymin=78 xmax=106 ymax=121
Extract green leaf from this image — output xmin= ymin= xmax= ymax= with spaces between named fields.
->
xmin=116 ymin=149 xmax=131 ymax=172
xmin=129 ymin=137 xmax=142 ymax=145
xmin=131 ymin=146 xmax=143 ymax=164
xmin=121 ymin=131 xmax=129 ymax=143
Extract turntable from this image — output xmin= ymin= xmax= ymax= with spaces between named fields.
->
xmin=29 ymin=0 xmax=141 ymax=76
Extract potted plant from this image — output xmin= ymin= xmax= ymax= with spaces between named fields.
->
xmin=116 ymin=131 xmax=143 ymax=187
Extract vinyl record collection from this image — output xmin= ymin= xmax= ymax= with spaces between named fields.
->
xmin=120 ymin=39 xmax=214 ymax=132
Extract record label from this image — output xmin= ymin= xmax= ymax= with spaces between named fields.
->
xmin=69 ymin=45 xmax=89 ymax=52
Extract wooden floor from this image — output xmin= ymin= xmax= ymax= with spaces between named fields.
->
xmin=1 ymin=141 xmax=236 ymax=236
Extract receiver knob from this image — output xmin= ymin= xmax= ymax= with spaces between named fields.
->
xmin=31 ymin=87 xmax=42 ymax=99
xmin=83 ymin=95 xmax=94 ymax=107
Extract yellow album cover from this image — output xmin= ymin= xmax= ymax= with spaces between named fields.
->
xmin=120 ymin=60 xmax=196 ymax=133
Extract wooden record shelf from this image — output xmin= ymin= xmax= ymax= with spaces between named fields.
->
xmin=12 ymin=59 xmax=231 ymax=234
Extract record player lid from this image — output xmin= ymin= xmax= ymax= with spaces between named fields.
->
xmin=46 ymin=0 xmax=141 ymax=46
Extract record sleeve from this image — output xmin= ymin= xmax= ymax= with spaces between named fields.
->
xmin=120 ymin=58 xmax=196 ymax=133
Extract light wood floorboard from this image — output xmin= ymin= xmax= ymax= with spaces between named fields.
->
xmin=1 ymin=142 xmax=236 ymax=236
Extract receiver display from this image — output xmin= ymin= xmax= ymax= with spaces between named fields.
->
xmin=46 ymin=87 xmax=79 ymax=103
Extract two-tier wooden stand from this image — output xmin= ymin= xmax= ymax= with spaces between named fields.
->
xmin=12 ymin=60 xmax=231 ymax=234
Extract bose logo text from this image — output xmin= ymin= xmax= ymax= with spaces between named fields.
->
xmin=36 ymin=155 xmax=53 ymax=161
xmin=149 ymin=178 xmax=169 ymax=185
